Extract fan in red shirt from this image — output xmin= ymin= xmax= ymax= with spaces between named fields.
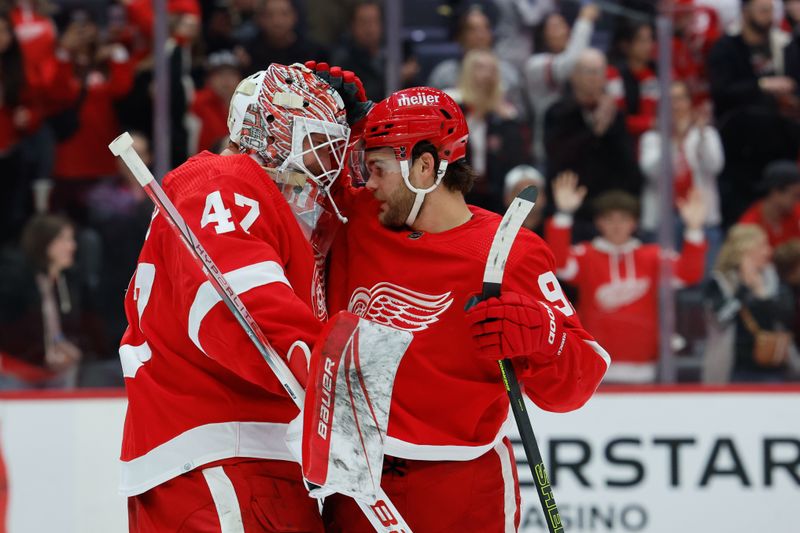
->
xmin=0 ymin=11 xmax=46 ymax=244
xmin=672 ymin=0 xmax=721 ymax=105
xmin=544 ymin=172 xmax=707 ymax=383
xmin=311 ymin=69 xmax=609 ymax=532
xmin=738 ymin=159 xmax=800 ymax=247
xmin=9 ymin=0 xmax=57 ymax=95
xmin=119 ymin=63 xmax=351 ymax=532
xmin=191 ymin=50 xmax=241 ymax=153
xmin=607 ymin=21 xmax=659 ymax=139
xmin=47 ymin=9 xmax=135 ymax=224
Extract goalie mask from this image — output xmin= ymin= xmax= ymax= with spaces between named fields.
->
xmin=348 ymin=87 xmax=468 ymax=226
xmin=228 ymin=63 xmax=351 ymax=254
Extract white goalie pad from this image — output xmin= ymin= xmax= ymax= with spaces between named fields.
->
xmin=298 ymin=311 xmax=411 ymax=504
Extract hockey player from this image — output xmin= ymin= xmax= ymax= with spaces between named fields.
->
xmin=118 ymin=63 xmax=352 ymax=531
xmin=320 ymin=81 xmax=610 ymax=531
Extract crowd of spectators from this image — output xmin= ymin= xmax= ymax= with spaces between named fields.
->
xmin=0 ymin=0 xmax=799 ymax=388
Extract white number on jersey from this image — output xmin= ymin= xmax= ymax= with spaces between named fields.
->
xmin=121 ymin=263 xmax=156 ymax=379
xmin=538 ymin=271 xmax=574 ymax=317
xmin=201 ymin=191 xmax=261 ymax=234
xmin=234 ymin=193 xmax=260 ymax=234
xmin=134 ymin=263 xmax=156 ymax=321
xmin=201 ymin=191 xmax=235 ymax=234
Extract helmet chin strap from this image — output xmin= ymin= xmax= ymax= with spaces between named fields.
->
xmin=401 ymin=159 xmax=449 ymax=227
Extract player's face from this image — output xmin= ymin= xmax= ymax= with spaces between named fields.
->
xmin=302 ymin=132 xmax=335 ymax=176
xmin=364 ymin=148 xmax=415 ymax=227
xmin=595 ymin=210 xmax=637 ymax=246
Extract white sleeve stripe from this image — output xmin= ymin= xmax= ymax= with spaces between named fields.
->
xmin=585 ymin=339 xmax=611 ymax=368
xmin=188 ymin=261 xmax=291 ymax=354
xmin=119 ymin=342 xmax=152 ymax=378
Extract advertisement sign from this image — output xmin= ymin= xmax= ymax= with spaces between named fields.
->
xmin=513 ymin=387 xmax=800 ymax=533
xmin=0 ymin=387 xmax=797 ymax=532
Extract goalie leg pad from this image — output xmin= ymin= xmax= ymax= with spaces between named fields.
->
xmin=301 ymin=311 xmax=412 ymax=504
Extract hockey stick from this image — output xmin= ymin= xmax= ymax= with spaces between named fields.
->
xmin=109 ymin=132 xmax=412 ymax=533
xmin=465 ymin=186 xmax=564 ymax=533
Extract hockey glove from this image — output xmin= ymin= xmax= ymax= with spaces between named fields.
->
xmin=465 ymin=292 xmax=567 ymax=364
xmin=304 ymin=60 xmax=373 ymax=127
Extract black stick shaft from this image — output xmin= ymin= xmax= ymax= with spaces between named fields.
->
xmin=481 ymin=282 xmax=564 ymax=533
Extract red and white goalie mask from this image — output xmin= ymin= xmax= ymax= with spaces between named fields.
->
xmin=348 ymin=87 xmax=469 ymax=225
xmin=228 ymin=63 xmax=351 ymax=253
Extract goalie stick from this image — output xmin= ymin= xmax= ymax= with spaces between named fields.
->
xmin=109 ymin=132 xmax=412 ymax=533
xmin=465 ymin=186 xmax=564 ymax=533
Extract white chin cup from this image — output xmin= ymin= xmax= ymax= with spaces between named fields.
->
xmin=402 ymin=159 xmax=448 ymax=226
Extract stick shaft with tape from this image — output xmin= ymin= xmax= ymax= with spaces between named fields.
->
xmin=109 ymin=132 xmax=412 ymax=533
xmin=465 ymin=186 xmax=564 ymax=533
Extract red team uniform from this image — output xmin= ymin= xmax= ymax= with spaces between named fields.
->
xmin=117 ymin=63 xmax=352 ymax=532
xmin=120 ymin=152 xmax=324 ymax=531
xmin=323 ymin=175 xmax=609 ymax=529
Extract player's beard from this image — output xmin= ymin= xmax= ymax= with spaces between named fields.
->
xmin=378 ymin=184 xmax=416 ymax=228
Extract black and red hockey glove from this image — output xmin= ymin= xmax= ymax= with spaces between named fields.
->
xmin=465 ymin=292 xmax=567 ymax=364
xmin=304 ymin=60 xmax=373 ymax=127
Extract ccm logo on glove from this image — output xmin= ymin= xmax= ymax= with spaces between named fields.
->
xmin=465 ymin=292 xmax=568 ymax=363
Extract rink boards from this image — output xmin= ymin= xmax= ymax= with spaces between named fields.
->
xmin=0 ymin=385 xmax=797 ymax=533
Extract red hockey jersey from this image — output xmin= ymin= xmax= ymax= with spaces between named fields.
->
xmin=327 ymin=188 xmax=609 ymax=462
xmin=118 ymin=152 xmax=323 ymax=496
xmin=545 ymin=215 xmax=706 ymax=382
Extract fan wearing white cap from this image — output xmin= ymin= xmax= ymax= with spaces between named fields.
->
xmin=504 ymin=164 xmax=547 ymax=232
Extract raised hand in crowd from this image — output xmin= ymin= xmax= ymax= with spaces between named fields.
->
xmin=552 ymin=170 xmax=588 ymax=214
xmin=579 ymin=2 xmax=601 ymax=23
xmin=590 ymin=93 xmax=617 ymax=136
xmin=677 ymin=187 xmax=707 ymax=232
xmin=94 ymin=43 xmax=126 ymax=65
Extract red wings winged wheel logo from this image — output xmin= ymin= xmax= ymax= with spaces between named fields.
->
xmin=347 ymin=282 xmax=453 ymax=332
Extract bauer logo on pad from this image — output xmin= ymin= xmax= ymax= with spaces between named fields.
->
xmin=302 ymin=311 xmax=412 ymax=504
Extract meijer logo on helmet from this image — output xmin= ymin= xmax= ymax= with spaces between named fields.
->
xmin=396 ymin=92 xmax=440 ymax=106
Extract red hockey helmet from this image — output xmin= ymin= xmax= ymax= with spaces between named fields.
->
xmin=350 ymin=87 xmax=469 ymax=225
xmin=360 ymin=86 xmax=468 ymax=168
